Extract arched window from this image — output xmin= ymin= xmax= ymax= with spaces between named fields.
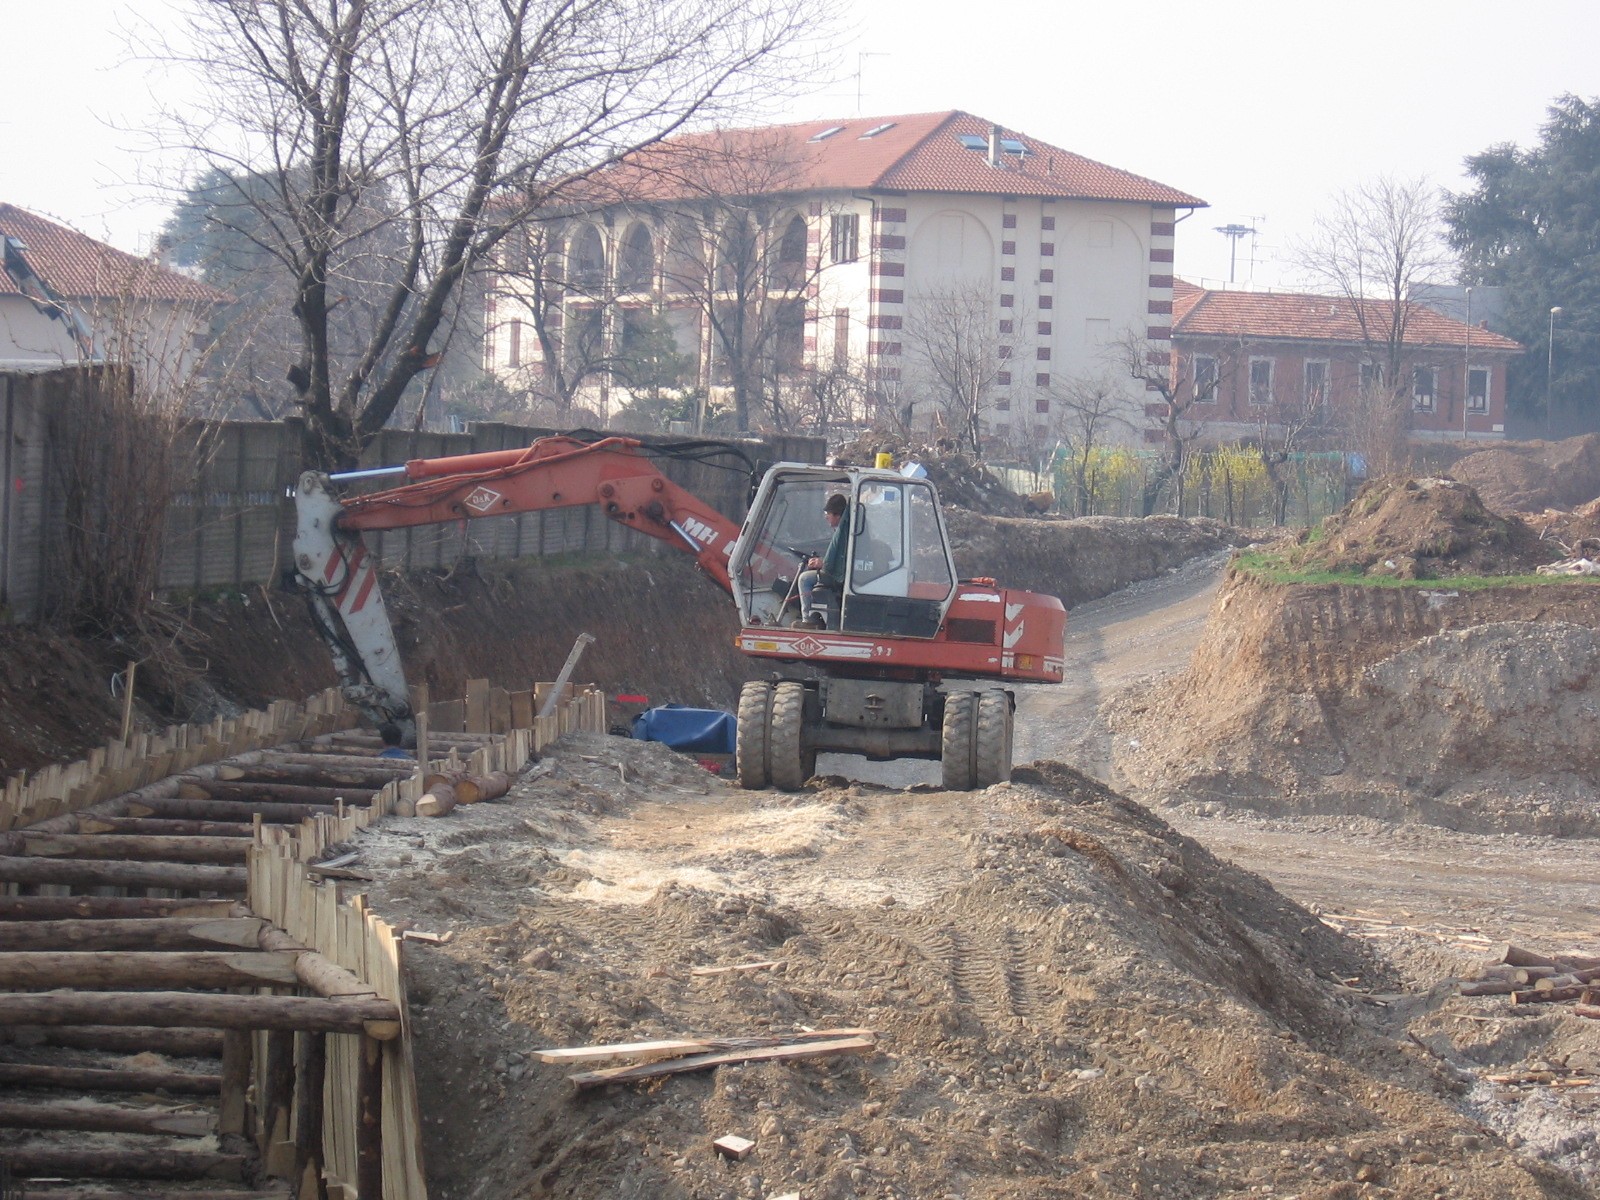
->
xmin=773 ymin=214 xmax=807 ymax=289
xmin=618 ymin=222 xmax=654 ymax=291
xmin=718 ymin=217 xmax=756 ymax=292
xmin=570 ymin=225 xmax=605 ymax=290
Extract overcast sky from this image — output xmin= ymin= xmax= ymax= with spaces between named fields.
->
xmin=4 ymin=0 xmax=1598 ymax=293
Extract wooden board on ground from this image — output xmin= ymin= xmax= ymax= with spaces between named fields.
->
xmin=568 ymin=1035 xmax=875 ymax=1090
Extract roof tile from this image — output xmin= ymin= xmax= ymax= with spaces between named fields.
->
xmin=1172 ymin=280 xmax=1523 ymax=353
xmin=0 ymin=204 xmax=225 ymax=305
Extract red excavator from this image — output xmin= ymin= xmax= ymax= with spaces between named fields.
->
xmin=293 ymin=433 xmax=1065 ymax=790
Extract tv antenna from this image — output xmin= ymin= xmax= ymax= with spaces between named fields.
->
xmin=1213 ymin=222 xmax=1257 ymax=284
xmin=856 ymin=52 xmax=888 ymax=115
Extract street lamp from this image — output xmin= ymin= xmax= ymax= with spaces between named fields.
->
xmin=1547 ymin=306 xmax=1564 ymax=439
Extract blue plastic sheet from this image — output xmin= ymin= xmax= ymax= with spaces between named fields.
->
xmin=630 ymin=704 xmax=737 ymax=754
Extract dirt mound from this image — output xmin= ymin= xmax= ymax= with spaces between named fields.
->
xmin=1112 ymin=568 xmax=1600 ymax=835
xmin=833 ymin=431 xmax=1030 ymax=516
xmin=947 ymin=512 xmax=1248 ymax=608
xmin=1451 ymin=434 xmax=1600 ymax=514
xmin=348 ymin=734 xmax=1577 ymax=1200
xmin=1283 ymin=477 xmax=1555 ymax=579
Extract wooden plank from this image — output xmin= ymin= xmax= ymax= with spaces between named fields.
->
xmin=509 ymin=690 xmax=534 ymax=731
xmin=538 ymin=1027 xmax=875 ymax=1065
xmin=489 ymin=687 xmax=512 ymax=735
xmin=429 ymin=700 xmax=464 ymax=734
xmin=691 ymin=959 xmax=785 ymax=977
xmin=569 ymin=1035 xmax=875 ymax=1090
xmin=464 ymin=679 xmax=491 ymax=734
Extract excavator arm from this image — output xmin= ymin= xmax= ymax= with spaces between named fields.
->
xmin=293 ymin=435 xmax=749 ymax=731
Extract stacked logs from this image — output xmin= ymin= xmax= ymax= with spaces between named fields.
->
xmin=1456 ymin=944 xmax=1600 ymax=1016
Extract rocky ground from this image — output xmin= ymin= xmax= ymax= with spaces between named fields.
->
xmin=346 ymin=733 xmax=1595 ymax=1200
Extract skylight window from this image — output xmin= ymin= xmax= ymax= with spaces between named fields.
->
xmin=957 ymin=134 xmax=987 ymax=151
xmin=859 ymin=122 xmax=896 ymax=139
xmin=1000 ymin=138 xmax=1027 ymax=155
xmin=808 ymin=126 xmax=845 ymax=143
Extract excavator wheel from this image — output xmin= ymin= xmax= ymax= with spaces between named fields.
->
xmin=736 ymin=681 xmax=772 ymax=790
xmin=940 ymin=691 xmax=978 ymax=791
xmin=973 ymin=689 xmax=1013 ymax=787
xmin=767 ymin=681 xmax=814 ymax=792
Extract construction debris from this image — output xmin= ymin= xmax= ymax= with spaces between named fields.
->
xmin=712 ymin=1135 xmax=755 ymax=1161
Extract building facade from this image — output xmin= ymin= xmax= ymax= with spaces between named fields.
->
xmin=1170 ymin=281 xmax=1524 ymax=444
xmin=0 ymin=205 xmax=225 ymax=389
xmin=485 ymin=111 xmax=1203 ymax=443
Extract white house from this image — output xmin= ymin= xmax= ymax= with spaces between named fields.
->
xmin=487 ymin=111 xmax=1204 ymax=444
xmin=0 ymin=204 xmax=226 ymax=391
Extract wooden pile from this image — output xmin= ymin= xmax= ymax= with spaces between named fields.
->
xmin=1455 ymin=943 xmax=1600 ymax=1016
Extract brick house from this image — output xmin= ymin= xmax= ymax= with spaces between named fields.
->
xmin=487 ymin=111 xmax=1203 ymax=439
xmin=0 ymin=204 xmax=225 ymax=387
xmin=1170 ymin=280 xmax=1524 ymax=443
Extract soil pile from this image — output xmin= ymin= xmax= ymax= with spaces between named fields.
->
xmin=349 ymin=735 xmax=1577 ymax=1200
xmin=1450 ymin=435 xmax=1600 ymax=515
xmin=1283 ymin=477 xmax=1555 ymax=580
xmin=833 ymin=432 xmax=1031 ymax=516
xmin=1110 ymin=476 xmax=1600 ymax=831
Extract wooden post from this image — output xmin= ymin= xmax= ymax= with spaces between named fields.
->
xmin=412 ymin=683 xmax=431 ymax=773
xmin=539 ymin=633 xmax=596 ymax=718
xmin=220 ymin=1028 xmax=251 ymax=1136
xmin=119 ymin=660 xmax=138 ymax=745
xmin=356 ymin=1033 xmax=384 ymax=1200
xmin=294 ymin=1030 xmax=330 ymax=1200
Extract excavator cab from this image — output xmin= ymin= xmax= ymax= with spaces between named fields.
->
xmin=729 ymin=465 xmax=958 ymax=637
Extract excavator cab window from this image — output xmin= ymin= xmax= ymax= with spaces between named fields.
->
xmin=840 ymin=480 xmax=953 ymax=638
xmin=733 ymin=476 xmax=842 ymax=626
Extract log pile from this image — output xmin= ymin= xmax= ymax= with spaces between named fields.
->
xmin=1454 ymin=943 xmax=1600 ymax=1018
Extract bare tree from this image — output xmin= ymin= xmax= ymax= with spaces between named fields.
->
xmin=1111 ymin=329 xmax=1220 ymax=515
xmin=1251 ymin=369 xmax=1336 ymax=525
xmin=1294 ymin=175 xmax=1453 ymax=420
xmin=155 ymin=0 xmax=826 ymax=468
xmin=1052 ymin=373 xmax=1133 ymax=516
xmin=905 ymin=282 xmax=1016 ymax=457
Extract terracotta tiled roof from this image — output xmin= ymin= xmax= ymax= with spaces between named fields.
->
xmin=1172 ymin=280 xmax=1523 ymax=353
xmin=0 ymin=204 xmax=225 ymax=305
xmin=565 ymin=111 xmax=1205 ymax=208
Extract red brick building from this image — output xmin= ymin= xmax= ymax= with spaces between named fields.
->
xmin=1169 ymin=281 xmax=1523 ymax=443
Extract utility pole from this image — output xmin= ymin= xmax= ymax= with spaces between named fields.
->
xmin=1548 ymin=306 xmax=1563 ymax=439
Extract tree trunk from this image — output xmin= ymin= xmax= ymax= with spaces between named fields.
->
xmin=0 ymin=896 xmax=245 ymax=921
xmin=0 ymin=1147 xmax=247 ymax=1182
xmin=0 ymin=990 xmax=399 ymax=1034
xmin=0 ymin=856 xmax=246 ymax=894
xmin=0 ymin=1100 xmax=215 ymax=1136
xmin=4 ymin=1025 xmax=224 ymax=1056
xmin=178 ymin=779 xmax=377 ymax=807
xmin=0 ymin=916 xmax=266 ymax=952
xmin=0 ymin=950 xmax=299 ymax=990
xmin=0 ymin=1060 xmax=220 ymax=1094
xmin=138 ymin=795 xmax=340 ymax=825
xmin=74 ymin=816 xmax=257 ymax=838
xmin=12 ymin=833 xmax=250 ymax=864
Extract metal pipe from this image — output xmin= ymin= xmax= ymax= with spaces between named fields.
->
xmin=328 ymin=466 xmax=408 ymax=483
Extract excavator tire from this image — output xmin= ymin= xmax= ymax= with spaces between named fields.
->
xmin=940 ymin=691 xmax=977 ymax=791
xmin=767 ymin=681 xmax=813 ymax=792
xmin=736 ymin=681 xmax=772 ymax=790
xmin=973 ymin=689 xmax=1013 ymax=787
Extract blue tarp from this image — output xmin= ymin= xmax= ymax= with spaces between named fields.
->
xmin=630 ymin=704 xmax=737 ymax=754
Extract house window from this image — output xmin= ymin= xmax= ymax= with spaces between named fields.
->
xmin=1412 ymin=365 xmax=1437 ymax=412
xmin=1193 ymin=354 xmax=1218 ymax=403
xmin=1249 ymin=357 xmax=1274 ymax=406
xmin=995 ymin=397 xmax=1010 ymax=411
xmin=1360 ymin=361 xmax=1384 ymax=391
xmin=830 ymin=214 xmax=859 ymax=264
xmin=508 ymin=320 xmax=522 ymax=368
xmin=1304 ymin=360 xmax=1329 ymax=412
xmin=1037 ymin=321 xmax=1051 ymax=336
xmin=995 ymin=422 xmax=1011 ymax=438
xmin=1035 ymin=397 xmax=1050 ymax=414
xmin=833 ymin=308 xmax=850 ymax=367
xmin=1467 ymin=367 xmax=1490 ymax=413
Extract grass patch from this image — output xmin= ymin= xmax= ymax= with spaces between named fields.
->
xmin=1233 ymin=548 xmax=1600 ymax=590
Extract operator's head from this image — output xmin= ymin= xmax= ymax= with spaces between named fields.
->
xmin=824 ymin=493 xmax=847 ymax=523
xmin=378 ymin=722 xmax=404 ymax=747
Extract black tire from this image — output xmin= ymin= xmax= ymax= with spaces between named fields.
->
xmin=736 ymin=681 xmax=772 ymax=790
xmin=940 ymin=691 xmax=977 ymax=791
xmin=973 ymin=689 xmax=1013 ymax=787
xmin=768 ymin=681 xmax=812 ymax=792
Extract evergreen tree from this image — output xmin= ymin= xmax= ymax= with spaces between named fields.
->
xmin=1445 ymin=94 xmax=1600 ymax=427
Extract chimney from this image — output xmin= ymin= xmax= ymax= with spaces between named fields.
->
xmin=988 ymin=125 xmax=1001 ymax=169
